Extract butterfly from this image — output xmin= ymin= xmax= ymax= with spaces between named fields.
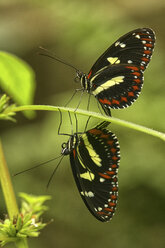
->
xmin=75 ymin=28 xmax=155 ymax=115
xmin=61 ymin=121 xmax=120 ymax=222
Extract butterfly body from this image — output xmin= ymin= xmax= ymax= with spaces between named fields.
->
xmin=76 ymin=28 xmax=155 ymax=115
xmin=61 ymin=121 xmax=120 ymax=222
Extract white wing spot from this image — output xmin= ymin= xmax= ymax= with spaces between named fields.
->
xmin=100 ymin=178 xmax=105 ymax=183
xmin=81 ymin=191 xmax=90 ymax=197
xmin=120 ymin=43 xmax=126 ymax=48
xmin=135 ymin=34 xmax=140 ymax=39
xmin=88 ymin=191 xmax=94 ymax=197
xmin=128 ymin=60 xmax=133 ymax=63
xmin=115 ymin=41 xmax=120 ymax=47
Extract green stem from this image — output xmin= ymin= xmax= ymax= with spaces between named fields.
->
xmin=7 ymin=104 xmax=165 ymax=141
xmin=0 ymin=140 xmax=18 ymax=218
xmin=0 ymin=140 xmax=28 ymax=248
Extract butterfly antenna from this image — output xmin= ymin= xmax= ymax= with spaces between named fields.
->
xmin=13 ymin=155 xmax=63 ymax=176
xmin=39 ymin=46 xmax=80 ymax=72
xmin=46 ymin=155 xmax=64 ymax=189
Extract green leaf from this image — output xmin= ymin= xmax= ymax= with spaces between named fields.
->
xmin=0 ymin=51 xmax=36 ymax=118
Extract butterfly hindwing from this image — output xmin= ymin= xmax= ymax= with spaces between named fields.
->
xmin=91 ymin=63 xmax=143 ymax=109
xmin=69 ymin=122 xmax=120 ymax=222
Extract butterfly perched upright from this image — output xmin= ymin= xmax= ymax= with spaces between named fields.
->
xmin=75 ymin=28 xmax=155 ymax=115
xmin=61 ymin=121 xmax=120 ymax=222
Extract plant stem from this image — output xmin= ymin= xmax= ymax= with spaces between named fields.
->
xmin=0 ymin=140 xmax=28 ymax=248
xmin=7 ymin=104 xmax=165 ymax=141
xmin=0 ymin=140 xmax=18 ymax=219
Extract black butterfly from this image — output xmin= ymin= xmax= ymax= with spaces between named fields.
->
xmin=75 ymin=28 xmax=155 ymax=115
xmin=61 ymin=121 xmax=120 ymax=222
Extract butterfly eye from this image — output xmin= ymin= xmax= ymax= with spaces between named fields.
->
xmin=74 ymin=70 xmax=84 ymax=83
xmin=61 ymin=143 xmax=67 ymax=149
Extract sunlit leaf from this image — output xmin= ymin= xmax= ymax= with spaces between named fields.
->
xmin=0 ymin=51 xmax=36 ymax=118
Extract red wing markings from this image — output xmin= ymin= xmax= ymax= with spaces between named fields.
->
xmin=87 ymin=70 xmax=92 ymax=79
xmin=144 ymin=50 xmax=152 ymax=55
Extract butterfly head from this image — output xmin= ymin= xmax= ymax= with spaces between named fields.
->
xmin=74 ymin=70 xmax=85 ymax=82
xmin=61 ymin=142 xmax=70 ymax=155
xmin=74 ymin=70 xmax=91 ymax=92
xmin=61 ymin=135 xmax=77 ymax=156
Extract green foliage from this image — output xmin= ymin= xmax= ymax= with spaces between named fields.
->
xmin=0 ymin=51 xmax=36 ymax=118
xmin=0 ymin=193 xmax=51 ymax=247
xmin=0 ymin=94 xmax=16 ymax=121
xmin=19 ymin=193 xmax=51 ymax=218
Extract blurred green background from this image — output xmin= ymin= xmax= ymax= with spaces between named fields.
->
xmin=0 ymin=0 xmax=165 ymax=247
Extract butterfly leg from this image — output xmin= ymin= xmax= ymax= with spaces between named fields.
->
xmin=74 ymin=89 xmax=85 ymax=112
xmin=64 ymin=88 xmax=83 ymax=107
xmin=57 ymin=108 xmax=72 ymax=137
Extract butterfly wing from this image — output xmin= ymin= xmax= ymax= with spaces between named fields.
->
xmin=86 ymin=28 xmax=155 ymax=113
xmin=87 ymin=28 xmax=155 ymax=78
xmin=69 ymin=122 xmax=120 ymax=222
xmin=91 ymin=63 xmax=143 ymax=109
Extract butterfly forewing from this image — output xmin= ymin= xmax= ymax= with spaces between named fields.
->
xmin=86 ymin=28 xmax=155 ymax=113
xmin=69 ymin=122 xmax=120 ymax=222
xmin=88 ymin=28 xmax=155 ymax=78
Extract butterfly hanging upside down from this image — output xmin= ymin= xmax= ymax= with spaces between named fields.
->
xmin=61 ymin=121 xmax=120 ymax=222
xmin=75 ymin=28 xmax=155 ymax=115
